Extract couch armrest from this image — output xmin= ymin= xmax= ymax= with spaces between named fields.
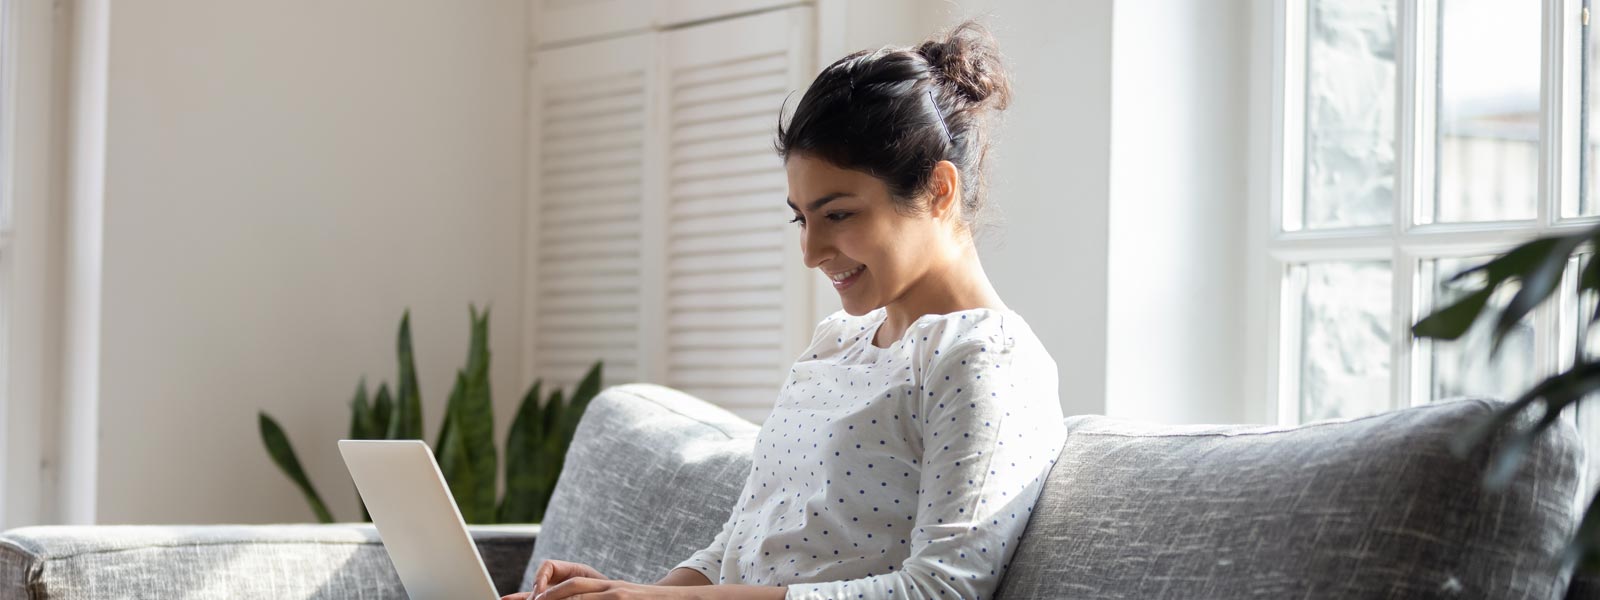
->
xmin=0 ymin=523 xmax=539 ymax=599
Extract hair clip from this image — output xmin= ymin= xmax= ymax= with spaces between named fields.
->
xmin=925 ymin=88 xmax=953 ymax=144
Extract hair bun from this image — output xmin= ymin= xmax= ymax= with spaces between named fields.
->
xmin=916 ymin=20 xmax=1012 ymax=111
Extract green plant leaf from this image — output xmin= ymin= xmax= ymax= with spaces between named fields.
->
xmin=466 ymin=304 xmax=489 ymax=379
xmin=259 ymin=412 xmax=334 ymax=523
xmin=372 ymin=383 xmax=394 ymax=440
xmin=347 ymin=379 xmax=376 ymax=522
xmin=1492 ymin=233 xmax=1586 ymax=355
xmin=542 ymin=388 xmax=566 ymax=448
xmin=348 ymin=378 xmax=372 ymax=440
xmin=437 ymin=305 xmax=493 ymax=455
xmin=460 ymin=359 xmax=497 ymax=522
xmin=562 ymin=361 xmax=604 ymax=448
xmin=1449 ymin=236 xmax=1561 ymax=286
xmin=1412 ymin=287 xmax=1495 ymax=342
xmin=1483 ymin=364 xmax=1600 ymax=490
xmin=1449 ymin=375 xmax=1562 ymax=459
xmin=388 ymin=310 xmax=423 ymax=440
xmin=436 ymin=305 xmax=497 ymax=524
xmin=498 ymin=379 xmax=545 ymax=523
xmin=537 ymin=389 xmax=567 ymax=521
xmin=435 ymin=375 xmax=475 ymax=515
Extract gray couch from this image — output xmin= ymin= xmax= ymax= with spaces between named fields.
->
xmin=1 ymin=383 xmax=1592 ymax=598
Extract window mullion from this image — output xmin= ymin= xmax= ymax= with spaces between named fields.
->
xmin=1395 ymin=0 xmax=1431 ymax=407
xmin=1550 ymin=0 xmax=1583 ymax=223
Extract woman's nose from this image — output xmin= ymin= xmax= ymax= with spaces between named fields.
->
xmin=801 ymin=228 xmax=829 ymax=270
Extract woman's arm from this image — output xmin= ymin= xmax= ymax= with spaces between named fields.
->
xmin=655 ymin=566 xmax=714 ymax=586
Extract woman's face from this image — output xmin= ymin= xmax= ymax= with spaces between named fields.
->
xmin=785 ymin=153 xmax=952 ymax=316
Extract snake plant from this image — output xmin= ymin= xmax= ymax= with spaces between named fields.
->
xmin=259 ymin=305 xmax=603 ymax=524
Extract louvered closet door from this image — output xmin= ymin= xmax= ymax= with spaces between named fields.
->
xmin=526 ymin=33 xmax=653 ymax=391
xmin=659 ymin=7 xmax=815 ymax=425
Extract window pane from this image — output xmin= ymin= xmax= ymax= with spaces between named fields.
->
xmin=1293 ymin=261 xmax=1393 ymax=421
xmin=1433 ymin=0 xmax=1541 ymax=223
xmin=1426 ymin=257 xmax=1537 ymax=402
xmin=1299 ymin=0 xmax=1397 ymax=231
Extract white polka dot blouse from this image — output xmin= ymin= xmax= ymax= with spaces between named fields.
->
xmin=672 ymin=306 xmax=1068 ymax=599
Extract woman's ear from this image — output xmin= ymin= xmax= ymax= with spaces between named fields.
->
xmin=928 ymin=161 xmax=961 ymax=220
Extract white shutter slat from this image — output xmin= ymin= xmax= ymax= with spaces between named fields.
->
xmin=671 ymin=152 xmax=779 ymax=183
xmin=542 ymin=182 xmax=641 ymax=207
xmin=671 ymin=170 xmax=782 ymax=198
xmin=544 ymin=201 xmax=641 ymax=227
xmin=538 ymin=218 xmax=641 ymax=243
xmin=669 ymin=288 xmax=782 ymax=310
xmin=669 ymin=248 xmax=782 ymax=276
xmin=531 ymin=36 xmax=650 ymax=393
xmin=540 ymin=236 xmax=641 ymax=261
xmin=543 ymin=144 xmax=643 ymax=175
xmin=670 ymin=51 xmax=788 ymax=89
xmin=536 ymin=328 xmax=635 ymax=351
xmin=690 ymin=387 xmax=778 ymax=409
xmin=669 ymin=306 xmax=785 ymax=330
xmin=669 ymin=112 xmax=774 ymax=146
xmin=671 ymin=190 xmax=785 ymax=218
xmin=674 ymin=132 xmax=774 ymax=164
xmin=658 ymin=7 xmax=814 ymax=414
xmin=669 ymin=228 xmax=783 ymax=256
xmin=672 ymin=368 xmax=781 ymax=388
xmin=663 ymin=18 xmax=791 ymax=405
xmin=668 ymin=269 xmax=782 ymax=292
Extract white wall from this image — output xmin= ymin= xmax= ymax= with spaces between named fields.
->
xmin=92 ymin=0 xmax=526 ymax=524
xmin=44 ymin=0 xmax=1257 ymax=525
xmin=1105 ymin=0 xmax=1255 ymax=424
xmin=922 ymin=0 xmax=1114 ymax=418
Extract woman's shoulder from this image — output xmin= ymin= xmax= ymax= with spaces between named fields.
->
xmin=914 ymin=307 xmax=1042 ymax=355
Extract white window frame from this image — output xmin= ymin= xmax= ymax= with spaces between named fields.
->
xmin=1255 ymin=0 xmax=1596 ymax=426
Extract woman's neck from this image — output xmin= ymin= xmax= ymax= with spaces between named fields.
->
xmin=873 ymin=249 xmax=1006 ymax=348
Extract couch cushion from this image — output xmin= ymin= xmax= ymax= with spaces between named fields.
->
xmin=0 ymin=523 xmax=537 ymax=599
xmin=995 ymin=398 xmax=1585 ymax=599
xmin=520 ymin=384 xmax=758 ymax=591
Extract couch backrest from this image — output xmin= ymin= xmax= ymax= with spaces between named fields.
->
xmin=520 ymin=384 xmax=758 ymax=591
xmin=995 ymin=398 xmax=1585 ymax=599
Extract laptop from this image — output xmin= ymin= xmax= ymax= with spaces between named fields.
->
xmin=339 ymin=439 xmax=502 ymax=600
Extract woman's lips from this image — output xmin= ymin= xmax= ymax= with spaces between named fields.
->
xmin=829 ymin=265 xmax=865 ymax=291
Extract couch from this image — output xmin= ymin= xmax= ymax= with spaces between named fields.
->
xmin=0 ymin=383 xmax=1591 ymax=598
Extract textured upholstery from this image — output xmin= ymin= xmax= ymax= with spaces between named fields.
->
xmin=527 ymin=386 xmax=1591 ymax=599
xmin=519 ymin=383 xmax=759 ymax=591
xmin=1 ymin=387 xmax=1590 ymax=599
xmin=0 ymin=523 xmax=537 ymax=599
xmin=996 ymin=399 xmax=1585 ymax=599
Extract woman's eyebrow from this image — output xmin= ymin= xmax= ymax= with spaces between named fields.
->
xmin=786 ymin=193 xmax=855 ymax=212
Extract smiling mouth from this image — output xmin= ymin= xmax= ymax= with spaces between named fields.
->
xmin=827 ymin=265 xmax=865 ymax=290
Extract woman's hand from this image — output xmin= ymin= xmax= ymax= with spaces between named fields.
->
xmin=503 ymin=579 xmax=711 ymax=600
xmin=501 ymin=559 xmax=609 ymax=599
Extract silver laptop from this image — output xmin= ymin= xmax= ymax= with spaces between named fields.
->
xmin=339 ymin=440 xmax=501 ymax=600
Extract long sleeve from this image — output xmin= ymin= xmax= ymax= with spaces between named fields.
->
xmin=785 ymin=337 xmax=1067 ymax=599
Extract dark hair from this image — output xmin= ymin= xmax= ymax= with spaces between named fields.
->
xmin=776 ymin=20 xmax=1013 ymax=231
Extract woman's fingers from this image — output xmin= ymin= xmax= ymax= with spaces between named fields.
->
xmin=538 ymin=576 xmax=612 ymax=600
xmin=535 ymin=561 xmax=554 ymax=594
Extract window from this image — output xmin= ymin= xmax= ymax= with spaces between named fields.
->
xmin=1266 ymin=0 xmax=1593 ymax=424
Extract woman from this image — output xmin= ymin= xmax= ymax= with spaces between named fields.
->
xmin=507 ymin=20 xmax=1067 ymax=600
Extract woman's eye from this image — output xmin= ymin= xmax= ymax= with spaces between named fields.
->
xmin=788 ymin=215 xmax=805 ymax=227
xmin=825 ymin=212 xmax=852 ymax=222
